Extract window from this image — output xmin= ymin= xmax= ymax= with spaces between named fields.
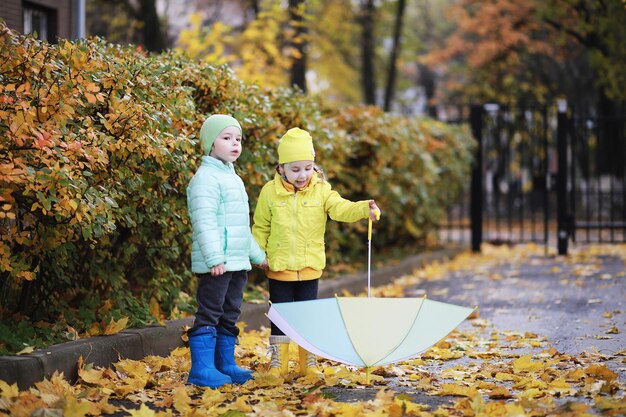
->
xmin=23 ymin=3 xmax=57 ymax=42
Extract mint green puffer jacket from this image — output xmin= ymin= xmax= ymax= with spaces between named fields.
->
xmin=187 ymin=156 xmax=265 ymax=273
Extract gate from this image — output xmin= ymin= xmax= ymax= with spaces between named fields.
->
xmin=439 ymin=102 xmax=626 ymax=254
xmin=565 ymin=106 xmax=626 ymax=249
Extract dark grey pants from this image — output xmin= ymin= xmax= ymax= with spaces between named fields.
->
xmin=190 ymin=270 xmax=248 ymax=337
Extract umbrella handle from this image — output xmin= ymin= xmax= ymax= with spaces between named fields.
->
xmin=367 ymin=209 xmax=381 ymax=298
xmin=368 ymin=209 xmax=381 ymax=241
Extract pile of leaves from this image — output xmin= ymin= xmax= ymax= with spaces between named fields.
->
xmin=1 ymin=244 xmax=625 ymax=416
xmin=2 ymin=326 xmax=624 ymax=416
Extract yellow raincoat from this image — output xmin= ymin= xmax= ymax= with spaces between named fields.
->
xmin=252 ymin=172 xmax=370 ymax=280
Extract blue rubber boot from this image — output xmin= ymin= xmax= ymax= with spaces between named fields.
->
xmin=187 ymin=326 xmax=232 ymax=388
xmin=215 ymin=328 xmax=253 ymax=384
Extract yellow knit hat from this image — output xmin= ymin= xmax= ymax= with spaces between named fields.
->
xmin=277 ymin=127 xmax=315 ymax=164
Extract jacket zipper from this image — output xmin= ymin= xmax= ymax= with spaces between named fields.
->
xmin=291 ymin=191 xmax=298 ymax=279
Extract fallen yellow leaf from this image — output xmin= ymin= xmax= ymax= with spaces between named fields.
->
xmin=124 ymin=403 xmax=158 ymax=417
xmin=595 ymin=396 xmax=626 ymax=414
xmin=436 ymin=383 xmax=479 ymax=397
xmin=63 ymin=395 xmax=92 ymax=417
xmin=512 ymin=355 xmax=544 ymax=373
xmin=488 ymin=386 xmax=511 ymax=399
xmin=585 ymin=364 xmax=618 ymax=382
xmin=16 ymin=346 xmax=34 ymax=355
xmin=0 ymin=380 xmax=19 ymax=398
xmin=103 ymin=316 xmax=129 ymax=335
xmin=172 ymin=386 xmax=191 ymax=414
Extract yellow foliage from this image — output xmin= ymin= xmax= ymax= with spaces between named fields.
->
xmin=230 ymin=1 xmax=293 ymax=87
xmin=175 ymin=13 xmax=233 ymax=65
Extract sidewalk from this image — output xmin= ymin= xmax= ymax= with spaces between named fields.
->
xmin=0 ymin=246 xmax=463 ymax=390
xmin=321 ymin=244 xmax=626 ymax=405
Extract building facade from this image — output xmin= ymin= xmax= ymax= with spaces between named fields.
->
xmin=1 ymin=0 xmax=85 ymax=42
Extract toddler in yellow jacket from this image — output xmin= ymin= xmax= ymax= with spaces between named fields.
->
xmin=252 ymin=127 xmax=380 ymax=378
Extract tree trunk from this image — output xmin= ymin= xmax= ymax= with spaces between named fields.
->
xmin=289 ymin=0 xmax=307 ymax=93
xmin=359 ymin=0 xmax=376 ymax=105
xmin=416 ymin=0 xmax=437 ymax=118
xmin=418 ymin=63 xmax=437 ymax=117
xmin=137 ymin=0 xmax=166 ymax=52
xmin=242 ymin=0 xmax=260 ymax=24
xmin=383 ymin=0 xmax=407 ymax=112
xmin=249 ymin=0 xmax=260 ymax=18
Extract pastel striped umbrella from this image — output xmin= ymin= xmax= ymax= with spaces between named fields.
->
xmin=267 ymin=296 xmax=475 ymax=382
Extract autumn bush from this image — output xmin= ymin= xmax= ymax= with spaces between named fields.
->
xmin=0 ymin=24 xmax=474 ymax=353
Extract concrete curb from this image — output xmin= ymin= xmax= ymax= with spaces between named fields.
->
xmin=0 ymin=246 xmax=464 ymax=389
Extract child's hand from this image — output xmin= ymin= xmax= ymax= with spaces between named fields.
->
xmin=259 ymin=258 xmax=269 ymax=270
xmin=369 ymin=200 xmax=381 ymax=221
xmin=211 ymin=263 xmax=226 ymax=276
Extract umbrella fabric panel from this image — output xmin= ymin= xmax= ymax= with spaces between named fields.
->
xmin=336 ymin=297 xmax=424 ymax=367
xmin=268 ymin=296 xmax=475 ymax=369
xmin=375 ymin=298 xmax=474 ymax=365
xmin=268 ymin=298 xmax=363 ymax=366
xmin=267 ymin=308 xmax=351 ymax=363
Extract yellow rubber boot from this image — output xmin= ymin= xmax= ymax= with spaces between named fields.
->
xmin=268 ymin=335 xmax=290 ymax=377
xmin=298 ymin=346 xmax=323 ymax=378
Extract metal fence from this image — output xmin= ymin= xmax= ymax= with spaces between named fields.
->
xmin=439 ymin=102 xmax=626 ymax=254
xmin=568 ymin=110 xmax=626 ymax=244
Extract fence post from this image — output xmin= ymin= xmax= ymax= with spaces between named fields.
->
xmin=556 ymin=100 xmax=569 ymax=255
xmin=470 ymin=105 xmax=483 ymax=252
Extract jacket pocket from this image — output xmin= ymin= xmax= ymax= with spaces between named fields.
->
xmin=300 ymin=199 xmax=326 ymax=227
xmin=305 ymin=241 xmax=326 ymax=270
xmin=270 ymin=200 xmax=292 ymax=230
xmin=266 ymin=238 xmax=286 ymax=268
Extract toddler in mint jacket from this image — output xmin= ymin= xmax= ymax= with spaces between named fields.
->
xmin=186 ymin=114 xmax=265 ymax=389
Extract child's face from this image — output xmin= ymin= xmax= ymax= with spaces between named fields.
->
xmin=280 ymin=161 xmax=315 ymax=189
xmin=210 ymin=126 xmax=242 ymax=163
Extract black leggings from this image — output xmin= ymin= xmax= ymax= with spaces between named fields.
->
xmin=268 ymin=278 xmax=319 ymax=335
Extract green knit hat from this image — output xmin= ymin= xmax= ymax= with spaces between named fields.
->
xmin=199 ymin=114 xmax=242 ymax=155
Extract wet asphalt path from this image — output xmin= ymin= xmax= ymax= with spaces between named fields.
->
xmin=324 ymin=247 xmax=626 ymax=405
